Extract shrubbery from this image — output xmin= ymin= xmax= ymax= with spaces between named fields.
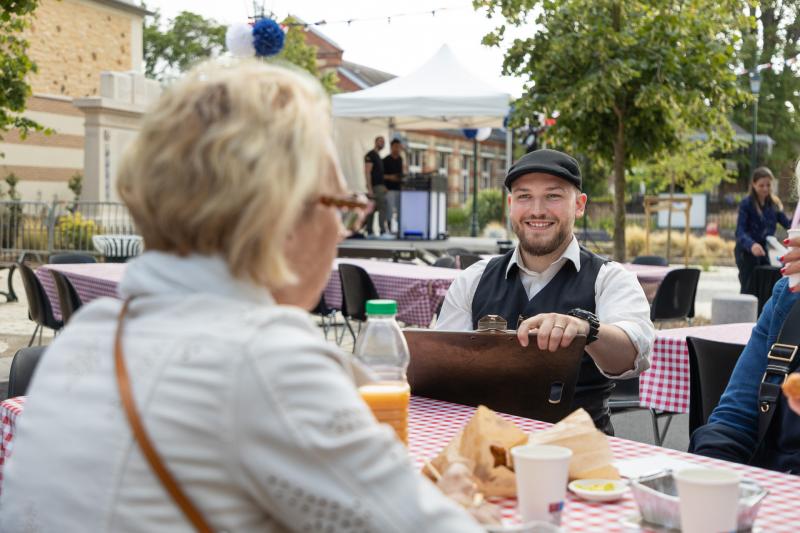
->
xmin=448 ymin=189 xmax=506 ymax=236
xmin=57 ymin=212 xmax=99 ymax=250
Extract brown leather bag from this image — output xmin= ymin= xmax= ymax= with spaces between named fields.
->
xmin=114 ymin=299 xmax=214 ymax=533
xmin=404 ymin=329 xmax=585 ymax=423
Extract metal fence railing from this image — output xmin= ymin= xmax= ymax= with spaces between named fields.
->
xmin=0 ymin=200 xmax=136 ymax=263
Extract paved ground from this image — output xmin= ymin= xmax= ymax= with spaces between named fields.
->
xmin=0 ymin=263 xmax=742 ymax=452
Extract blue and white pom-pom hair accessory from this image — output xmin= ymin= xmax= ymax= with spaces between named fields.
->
xmin=226 ymin=17 xmax=286 ymax=58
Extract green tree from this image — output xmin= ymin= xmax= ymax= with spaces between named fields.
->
xmin=733 ymin=1 xmax=800 ymax=179
xmin=475 ymin=0 xmax=749 ymax=260
xmin=278 ymin=17 xmax=338 ymax=93
xmin=143 ymin=11 xmax=339 ymax=93
xmin=143 ymin=9 xmax=227 ymax=81
xmin=633 ymin=126 xmax=743 ymax=194
xmin=0 ymin=0 xmax=46 ymax=147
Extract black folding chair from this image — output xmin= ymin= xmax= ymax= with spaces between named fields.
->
xmin=18 ymin=263 xmax=63 ymax=346
xmin=311 ymin=294 xmax=343 ymax=344
xmin=687 ymin=336 xmax=745 ymax=434
xmin=7 ymin=346 xmax=47 ymax=398
xmin=433 ymin=255 xmax=457 ymax=269
xmin=746 ymin=265 xmax=782 ymax=316
xmin=338 ymin=263 xmax=380 ymax=347
xmin=457 ymin=254 xmax=482 ymax=269
xmin=445 ymin=247 xmax=471 ymax=257
xmin=50 ymin=270 xmax=83 ymax=324
xmin=632 ymin=255 xmax=669 ymax=266
xmin=608 ymin=377 xmax=674 ymax=446
xmin=650 ymin=268 xmax=701 ymax=325
xmin=49 ymin=252 xmax=96 ymax=264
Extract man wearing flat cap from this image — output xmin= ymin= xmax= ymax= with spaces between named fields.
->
xmin=436 ymin=149 xmax=655 ymax=434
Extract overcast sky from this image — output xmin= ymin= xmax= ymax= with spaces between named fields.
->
xmin=144 ymin=0 xmax=531 ymax=97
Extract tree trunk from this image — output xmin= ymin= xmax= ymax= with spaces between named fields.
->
xmin=612 ymin=116 xmax=626 ymax=262
xmin=611 ymin=1 xmax=626 ymax=262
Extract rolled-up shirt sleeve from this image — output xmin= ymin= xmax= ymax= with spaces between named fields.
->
xmin=434 ymin=261 xmax=487 ymax=331
xmin=594 ymin=262 xmax=655 ymax=379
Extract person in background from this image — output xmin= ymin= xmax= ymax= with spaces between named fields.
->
xmin=383 ymin=138 xmax=405 ymax=234
xmin=690 ymin=161 xmax=800 ymax=473
xmin=0 ymin=60 xmax=484 ymax=532
xmin=734 ymin=166 xmax=791 ymax=292
xmin=363 ymin=136 xmax=389 ymax=235
xmin=435 ymin=149 xmax=655 ymax=435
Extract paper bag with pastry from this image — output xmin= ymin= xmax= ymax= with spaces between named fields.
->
xmin=426 ymin=405 xmax=528 ymax=497
xmin=527 ymin=408 xmax=619 ymax=480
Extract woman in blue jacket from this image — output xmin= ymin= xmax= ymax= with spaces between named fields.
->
xmin=734 ymin=166 xmax=790 ymax=292
xmin=690 ymin=165 xmax=799 ymax=473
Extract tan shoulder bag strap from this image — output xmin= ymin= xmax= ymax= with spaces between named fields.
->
xmin=114 ymin=298 xmax=214 ymax=533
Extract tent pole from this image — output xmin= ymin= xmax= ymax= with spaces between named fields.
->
xmin=471 ymin=138 xmax=479 ymax=237
xmin=505 ymin=127 xmax=512 ymax=237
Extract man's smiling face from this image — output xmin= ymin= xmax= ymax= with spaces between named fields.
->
xmin=509 ymin=172 xmax=586 ymax=257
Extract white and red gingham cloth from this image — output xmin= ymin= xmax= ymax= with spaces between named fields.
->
xmin=35 ymin=260 xmax=671 ymax=327
xmin=2 ymin=394 xmax=797 ymax=530
xmin=408 ymin=396 xmax=798 ymax=531
xmin=36 ymin=263 xmax=125 ymax=321
xmin=640 ymin=323 xmax=755 ymax=414
xmin=0 ymin=396 xmax=25 ymax=495
xmin=324 ymin=259 xmax=459 ymax=326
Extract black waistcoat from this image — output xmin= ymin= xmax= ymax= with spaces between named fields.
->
xmin=471 ymin=247 xmax=614 ymax=433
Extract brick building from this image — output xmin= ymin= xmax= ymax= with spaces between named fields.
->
xmin=1 ymin=0 xmax=147 ymax=201
xmin=300 ymin=24 xmax=508 ymax=207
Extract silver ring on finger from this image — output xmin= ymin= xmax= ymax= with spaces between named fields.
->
xmin=552 ymin=323 xmax=566 ymax=330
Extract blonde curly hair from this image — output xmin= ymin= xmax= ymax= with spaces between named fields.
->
xmin=117 ymin=59 xmax=331 ymax=289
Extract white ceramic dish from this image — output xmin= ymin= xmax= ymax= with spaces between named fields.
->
xmin=484 ymin=521 xmax=561 ymax=532
xmin=568 ymin=479 xmax=628 ymax=502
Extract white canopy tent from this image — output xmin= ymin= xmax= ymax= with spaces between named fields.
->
xmin=331 ymin=44 xmax=512 ymax=192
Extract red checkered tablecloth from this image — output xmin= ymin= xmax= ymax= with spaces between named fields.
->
xmin=36 ymin=263 xmax=125 ymax=321
xmin=324 ymin=259 xmax=458 ymax=326
xmin=1 ymin=395 xmax=797 ymax=530
xmin=408 ymin=396 xmax=799 ymax=531
xmin=640 ymin=323 xmax=754 ymax=414
xmin=0 ymin=396 xmax=26 ymax=495
xmin=35 ymin=260 xmax=455 ymax=328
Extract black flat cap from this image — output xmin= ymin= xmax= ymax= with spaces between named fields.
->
xmin=504 ymin=149 xmax=582 ymax=191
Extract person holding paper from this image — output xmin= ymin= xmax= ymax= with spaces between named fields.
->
xmin=435 ymin=149 xmax=655 ymax=435
xmin=690 ymin=162 xmax=800 ymax=473
xmin=734 ymin=166 xmax=791 ymax=293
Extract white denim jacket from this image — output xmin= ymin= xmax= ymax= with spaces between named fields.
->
xmin=0 ymin=252 xmax=481 ymax=532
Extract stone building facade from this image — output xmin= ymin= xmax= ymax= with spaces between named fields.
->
xmin=1 ymin=0 xmax=147 ymax=201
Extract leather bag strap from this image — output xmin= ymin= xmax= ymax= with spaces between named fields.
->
xmin=756 ymin=298 xmax=800 ymax=445
xmin=114 ymin=298 xmax=214 ymax=533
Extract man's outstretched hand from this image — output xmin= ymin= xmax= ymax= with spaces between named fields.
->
xmin=517 ymin=312 xmax=589 ymax=352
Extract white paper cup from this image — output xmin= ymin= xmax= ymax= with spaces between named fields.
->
xmin=674 ymin=467 xmax=740 ymax=533
xmin=511 ymin=444 xmax=572 ymax=525
xmin=788 ymin=229 xmax=800 ymax=288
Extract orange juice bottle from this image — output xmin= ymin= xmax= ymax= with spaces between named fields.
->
xmin=354 ymin=300 xmax=411 ymax=444
xmin=358 ymin=382 xmax=410 ymax=443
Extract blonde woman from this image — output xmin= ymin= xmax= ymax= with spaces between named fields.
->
xmin=691 ymin=161 xmax=800 ymax=473
xmin=0 ymin=61 xmax=482 ymax=532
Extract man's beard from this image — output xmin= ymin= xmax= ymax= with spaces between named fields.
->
xmin=512 ymin=218 xmax=571 ymax=256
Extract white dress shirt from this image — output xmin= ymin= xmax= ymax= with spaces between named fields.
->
xmin=435 ymin=237 xmax=654 ymax=379
xmin=0 ymin=252 xmax=482 ymax=533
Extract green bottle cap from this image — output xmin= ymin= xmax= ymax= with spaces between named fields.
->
xmin=365 ymin=299 xmax=398 ymax=315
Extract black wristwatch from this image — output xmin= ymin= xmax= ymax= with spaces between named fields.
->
xmin=567 ymin=308 xmax=600 ymax=345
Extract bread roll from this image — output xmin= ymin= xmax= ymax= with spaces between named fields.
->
xmin=782 ymin=373 xmax=800 ymax=400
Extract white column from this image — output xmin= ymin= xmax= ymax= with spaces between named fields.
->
xmin=73 ymin=71 xmax=160 ymax=202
